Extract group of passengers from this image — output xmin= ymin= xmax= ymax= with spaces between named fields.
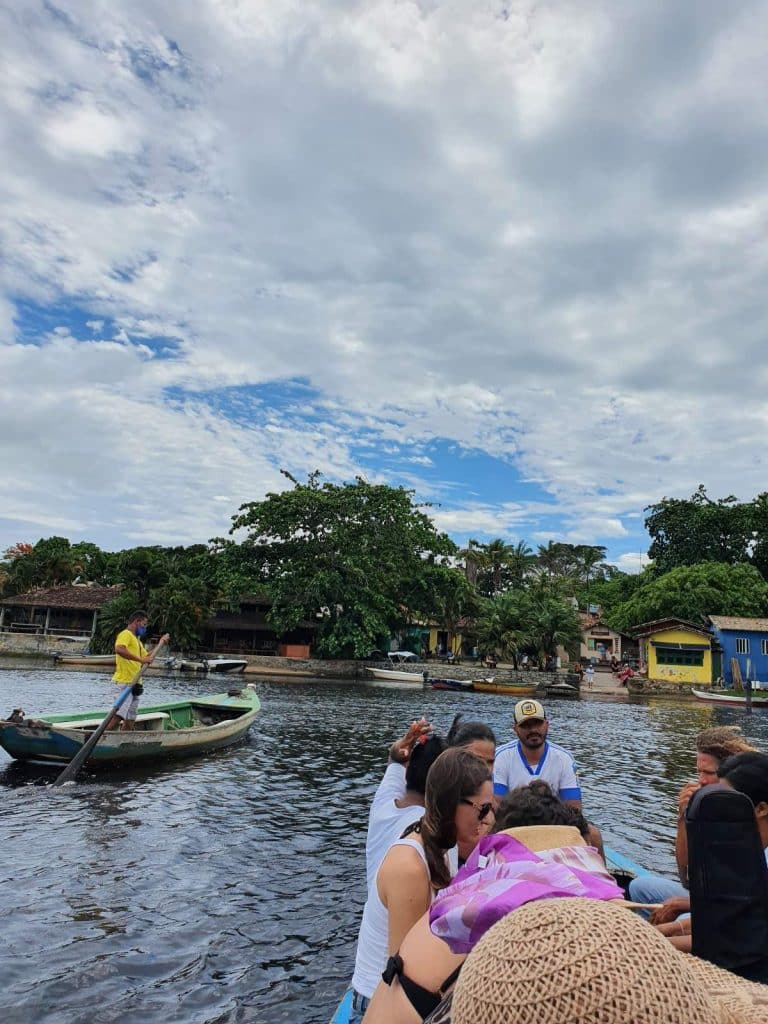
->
xmin=345 ymin=703 xmax=768 ymax=1023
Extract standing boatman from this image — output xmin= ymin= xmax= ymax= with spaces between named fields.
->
xmin=105 ymin=610 xmax=169 ymax=731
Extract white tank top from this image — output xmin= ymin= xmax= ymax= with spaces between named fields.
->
xmin=351 ymin=838 xmax=429 ymax=999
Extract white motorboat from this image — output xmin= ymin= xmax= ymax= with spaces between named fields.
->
xmin=170 ymin=657 xmax=248 ymax=675
xmin=366 ymin=667 xmax=426 ymax=689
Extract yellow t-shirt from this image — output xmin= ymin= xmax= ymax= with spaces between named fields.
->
xmin=113 ymin=628 xmax=148 ymax=684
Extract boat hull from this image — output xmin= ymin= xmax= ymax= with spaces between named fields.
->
xmin=0 ymin=689 xmax=261 ymax=765
xmin=366 ymin=668 xmax=425 ymax=688
xmin=430 ymin=679 xmax=474 ymax=692
xmin=54 ymin=654 xmax=116 ymax=667
xmin=691 ymin=688 xmax=768 ymax=707
xmin=472 ymin=682 xmax=537 ymax=696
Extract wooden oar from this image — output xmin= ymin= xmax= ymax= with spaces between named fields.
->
xmin=53 ymin=637 xmax=168 ymax=787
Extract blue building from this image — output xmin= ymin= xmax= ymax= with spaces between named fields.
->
xmin=707 ymin=616 xmax=768 ymax=687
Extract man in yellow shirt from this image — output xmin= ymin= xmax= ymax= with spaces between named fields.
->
xmin=106 ymin=610 xmax=169 ymax=731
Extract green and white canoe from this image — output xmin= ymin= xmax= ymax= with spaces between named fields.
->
xmin=0 ymin=685 xmax=261 ymax=766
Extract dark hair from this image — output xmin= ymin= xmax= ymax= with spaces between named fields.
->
xmin=718 ymin=752 xmax=768 ymax=807
xmin=446 ymin=713 xmax=496 ymax=749
xmin=697 ymin=726 xmax=756 ymax=765
xmin=403 ymin=748 xmax=492 ymax=890
xmin=492 ymin=780 xmax=589 ymax=838
xmin=405 ymin=734 xmax=447 ymax=795
xmin=128 ymin=610 xmax=149 ymax=622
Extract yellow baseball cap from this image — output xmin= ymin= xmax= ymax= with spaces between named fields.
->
xmin=513 ymin=699 xmax=546 ymax=724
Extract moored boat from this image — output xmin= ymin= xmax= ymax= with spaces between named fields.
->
xmin=0 ymin=686 xmax=261 ymax=766
xmin=430 ymin=678 xmax=475 ymax=692
xmin=691 ymin=687 xmax=768 ymax=708
xmin=365 ymin=667 xmax=426 ymax=689
xmin=54 ymin=653 xmax=116 ymax=667
xmin=472 ymin=680 xmax=537 ymax=696
xmin=542 ymin=681 xmax=579 ymax=700
xmin=167 ymin=657 xmax=248 ymax=674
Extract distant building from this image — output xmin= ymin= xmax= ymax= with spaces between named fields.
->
xmin=631 ymin=618 xmax=716 ymax=686
xmin=707 ymin=616 xmax=768 ymax=687
xmin=200 ymin=595 xmax=316 ymax=656
xmin=579 ymin=611 xmax=633 ymax=663
xmin=0 ymin=584 xmax=122 ymax=639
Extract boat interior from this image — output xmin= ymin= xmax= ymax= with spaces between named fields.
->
xmin=51 ymin=701 xmax=254 ymax=733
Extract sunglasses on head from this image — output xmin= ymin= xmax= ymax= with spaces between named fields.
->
xmin=461 ymin=798 xmax=494 ymax=821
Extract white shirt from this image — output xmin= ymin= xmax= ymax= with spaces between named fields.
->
xmin=493 ymin=739 xmax=582 ymax=802
xmin=365 ymin=763 xmax=424 ymax=892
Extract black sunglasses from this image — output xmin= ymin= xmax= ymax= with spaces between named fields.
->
xmin=461 ymin=799 xmax=494 ymax=821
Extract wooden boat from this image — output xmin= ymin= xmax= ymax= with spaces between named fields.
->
xmin=328 ymin=845 xmax=648 ymax=1022
xmin=430 ymin=678 xmax=475 ymax=692
xmin=472 ymin=680 xmax=537 ymax=696
xmin=366 ymin=667 xmax=426 ymax=689
xmin=54 ymin=653 xmax=116 ymax=667
xmin=0 ymin=685 xmax=260 ymax=766
xmin=692 ymin=687 xmax=768 ymax=708
xmin=170 ymin=657 xmax=248 ymax=674
xmin=542 ymin=681 xmax=579 ymax=700
xmin=243 ymin=664 xmax=314 ymax=678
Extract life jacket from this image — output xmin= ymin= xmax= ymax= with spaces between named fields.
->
xmin=686 ymin=783 xmax=768 ymax=981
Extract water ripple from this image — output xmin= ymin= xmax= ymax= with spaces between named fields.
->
xmin=2 ymin=668 xmax=768 ymax=1023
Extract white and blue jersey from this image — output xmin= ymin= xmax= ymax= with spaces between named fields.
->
xmin=493 ymin=739 xmax=582 ymax=802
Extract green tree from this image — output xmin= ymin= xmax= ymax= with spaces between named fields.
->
xmin=606 ymin=562 xmax=768 ymax=634
xmin=229 ymin=472 xmax=457 ymax=658
xmin=645 ymin=486 xmax=754 ymax=574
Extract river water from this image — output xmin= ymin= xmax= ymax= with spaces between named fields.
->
xmin=2 ymin=667 xmax=768 ymax=1024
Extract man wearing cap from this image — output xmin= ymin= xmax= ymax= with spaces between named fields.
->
xmin=493 ymin=699 xmax=582 ymax=808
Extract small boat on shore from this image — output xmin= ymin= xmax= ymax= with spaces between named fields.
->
xmin=691 ymin=687 xmax=768 ymax=708
xmin=542 ymin=681 xmax=579 ymax=700
xmin=54 ymin=653 xmax=116 ymax=667
xmin=430 ymin=678 xmax=475 ymax=692
xmin=170 ymin=657 xmax=248 ymax=675
xmin=366 ymin=667 xmax=426 ymax=689
xmin=472 ymin=680 xmax=537 ymax=696
xmin=0 ymin=686 xmax=261 ymax=766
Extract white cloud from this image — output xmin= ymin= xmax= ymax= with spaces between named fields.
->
xmin=2 ymin=2 xmax=768 ymax=556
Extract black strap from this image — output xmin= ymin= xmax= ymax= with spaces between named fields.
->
xmin=382 ymin=955 xmax=463 ymax=1020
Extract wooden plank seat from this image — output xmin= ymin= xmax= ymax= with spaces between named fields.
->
xmin=53 ymin=712 xmax=170 ymax=732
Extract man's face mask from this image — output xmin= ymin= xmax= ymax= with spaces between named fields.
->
xmin=136 ymin=625 xmax=148 ymax=638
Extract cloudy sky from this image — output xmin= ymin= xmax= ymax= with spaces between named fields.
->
xmin=2 ymin=1 xmax=767 ymax=569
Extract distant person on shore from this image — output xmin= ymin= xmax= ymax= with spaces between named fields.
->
xmin=105 ymin=610 xmax=169 ymax=731
xmin=585 ymin=664 xmax=595 ymax=688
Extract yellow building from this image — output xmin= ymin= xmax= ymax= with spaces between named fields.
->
xmin=632 ymin=618 xmax=715 ymax=686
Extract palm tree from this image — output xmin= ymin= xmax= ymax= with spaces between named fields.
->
xmin=458 ymin=538 xmax=485 ymax=587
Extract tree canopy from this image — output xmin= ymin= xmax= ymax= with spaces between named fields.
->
xmin=229 ymin=471 xmax=458 ymax=658
xmin=605 ymin=562 xmax=768 ymax=634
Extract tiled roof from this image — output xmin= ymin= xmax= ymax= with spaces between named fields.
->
xmin=0 ymin=584 xmax=122 ymax=610
xmin=630 ymin=617 xmax=711 ymax=638
xmin=708 ymin=615 xmax=768 ymax=632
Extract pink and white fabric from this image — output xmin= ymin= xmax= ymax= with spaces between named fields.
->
xmin=429 ymin=833 xmax=624 ymax=954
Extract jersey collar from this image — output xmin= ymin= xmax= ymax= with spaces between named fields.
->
xmin=516 ymin=739 xmax=550 ymax=776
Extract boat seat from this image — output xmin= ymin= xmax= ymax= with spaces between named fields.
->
xmin=54 ymin=712 xmax=170 ymax=731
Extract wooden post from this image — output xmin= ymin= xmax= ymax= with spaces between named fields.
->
xmin=91 ymin=610 xmax=98 ymax=637
xmin=746 ymin=677 xmax=753 ymax=716
xmin=44 ymin=608 xmax=51 ymax=635
xmin=0 ymin=607 xmax=5 ymax=630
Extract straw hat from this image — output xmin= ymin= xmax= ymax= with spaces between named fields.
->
xmin=451 ymin=898 xmax=768 ymax=1024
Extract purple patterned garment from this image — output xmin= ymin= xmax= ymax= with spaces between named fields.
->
xmin=429 ymin=834 xmax=624 ymax=954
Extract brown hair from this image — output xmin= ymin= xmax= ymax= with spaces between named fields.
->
xmin=696 ymin=726 xmax=757 ymax=765
xmin=492 ymin=780 xmax=589 ymax=838
xmin=402 ymin=748 xmax=491 ymax=891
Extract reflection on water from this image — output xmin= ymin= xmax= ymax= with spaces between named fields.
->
xmin=2 ymin=668 xmax=768 ymax=1023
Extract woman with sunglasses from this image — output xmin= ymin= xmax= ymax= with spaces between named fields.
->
xmin=349 ymin=748 xmax=493 ymax=1023
xmin=360 ymin=782 xmax=596 ymax=1024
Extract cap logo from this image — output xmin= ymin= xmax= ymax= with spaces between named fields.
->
xmin=519 ymin=701 xmax=538 ymax=718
